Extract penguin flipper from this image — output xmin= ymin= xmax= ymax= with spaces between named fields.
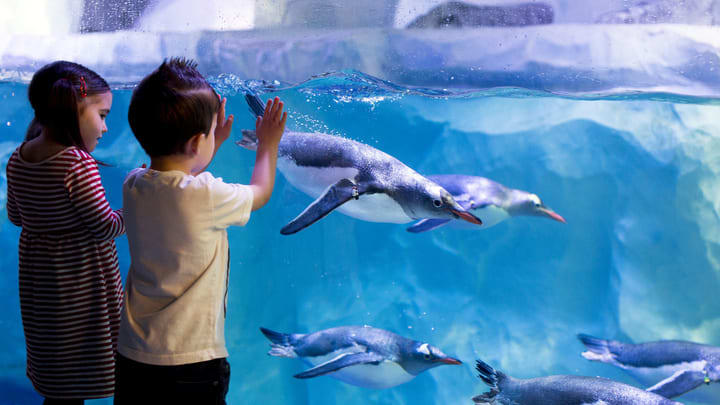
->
xmin=281 ymin=178 xmax=366 ymax=235
xmin=646 ymin=369 xmax=708 ymax=399
xmin=245 ymin=92 xmax=267 ymax=117
xmin=294 ymin=352 xmax=385 ymax=379
xmin=406 ymin=219 xmax=452 ymax=233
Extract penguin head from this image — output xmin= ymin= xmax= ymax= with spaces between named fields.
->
xmin=399 ymin=342 xmax=462 ymax=375
xmin=409 ymin=180 xmax=483 ymax=225
xmin=509 ymin=192 xmax=566 ymax=223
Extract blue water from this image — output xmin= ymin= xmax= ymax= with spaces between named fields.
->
xmin=2 ymin=71 xmax=720 ymax=405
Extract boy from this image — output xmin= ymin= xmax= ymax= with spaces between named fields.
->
xmin=115 ymin=58 xmax=286 ymax=404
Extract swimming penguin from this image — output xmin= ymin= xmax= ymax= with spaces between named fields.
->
xmin=239 ymin=93 xmax=482 ymax=234
xmin=406 ymin=175 xmax=565 ymax=233
xmin=472 ymin=359 xmax=681 ymax=405
xmin=579 ymin=334 xmax=720 ymax=402
xmin=259 ymin=325 xmax=461 ymax=389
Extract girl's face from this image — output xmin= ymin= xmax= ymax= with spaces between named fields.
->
xmin=78 ymin=91 xmax=112 ymax=152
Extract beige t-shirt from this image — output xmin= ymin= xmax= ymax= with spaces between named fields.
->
xmin=118 ymin=168 xmax=253 ymax=365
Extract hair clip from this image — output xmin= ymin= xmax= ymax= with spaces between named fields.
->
xmin=79 ymin=76 xmax=88 ymax=98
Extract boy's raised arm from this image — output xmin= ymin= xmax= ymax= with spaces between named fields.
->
xmin=249 ymin=97 xmax=287 ymax=211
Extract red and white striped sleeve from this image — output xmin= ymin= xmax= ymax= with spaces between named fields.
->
xmin=65 ymin=155 xmax=125 ymax=241
xmin=5 ymin=172 xmax=21 ymax=226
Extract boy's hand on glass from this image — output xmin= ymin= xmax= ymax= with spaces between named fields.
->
xmin=256 ymin=97 xmax=287 ymax=147
xmin=215 ymin=97 xmax=233 ymax=146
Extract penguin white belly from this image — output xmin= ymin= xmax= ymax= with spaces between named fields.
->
xmin=337 ymin=194 xmax=412 ymax=223
xmin=471 ymin=205 xmax=509 ymax=228
xmin=278 ymin=160 xmax=359 ymax=197
xmin=625 ymin=360 xmax=706 ymax=387
xmin=278 ymin=160 xmax=412 ymax=223
xmin=303 ymin=348 xmax=415 ymax=389
xmin=330 ymin=361 xmax=415 ymax=389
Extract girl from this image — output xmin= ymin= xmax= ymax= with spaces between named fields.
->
xmin=5 ymin=61 xmax=124 ymax=405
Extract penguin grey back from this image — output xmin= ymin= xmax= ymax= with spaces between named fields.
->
xmin=579 ymin=334 xmax=720 ymax=368
xmin=298 ymin=326 xmax=416 ymax=357
xmin=473 ymin=360 xmax=682 ymax=405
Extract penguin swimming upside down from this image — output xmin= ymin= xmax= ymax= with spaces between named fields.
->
xmin=579 ymin=333 xmax=720 ymax=403
xmin=472 ymin=359 xmax=681 ymax=405
xmin=239 ymin=93 xmax=482 ymax=235
xmin=407 ymin=175 xmax=566 ymax=233
xmin=259 ymin=325 xmax=461 ymax=389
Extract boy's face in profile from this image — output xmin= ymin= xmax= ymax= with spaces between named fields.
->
xmin=191 ymin=113 xmax=217 ymax=173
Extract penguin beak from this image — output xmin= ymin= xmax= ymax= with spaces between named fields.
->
xmin=451 ymin=208 xmax=482 ymax=225
xmin=443 ymin=194 xmax=482 ymax=225
xmin=435 ymin=357 xmax=462 ymax=365
xmin=539 ymin=207 xmax=566 ymax=223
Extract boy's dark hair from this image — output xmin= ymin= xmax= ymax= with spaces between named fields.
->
xmin=128 ymin=57 xmax=220 ymax=157
xmin=26 ymin=60 xmax=110 ymax=151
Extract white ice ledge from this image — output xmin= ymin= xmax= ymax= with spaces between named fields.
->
xmin=1 ymin=24 xmax=720 ymax=96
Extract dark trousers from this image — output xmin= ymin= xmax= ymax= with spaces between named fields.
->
xmin=114 ymin=353 xmax=230 ymax=405
xmin=43 ymin=400 xmax=83 ymax=405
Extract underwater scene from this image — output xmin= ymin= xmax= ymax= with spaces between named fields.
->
xmin=4 ymin=1 xmax=720 ymax=404
xmin=2 ymin=67 xmax=720 ymax=404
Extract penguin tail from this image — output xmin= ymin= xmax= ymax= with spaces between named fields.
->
xmin=475 ymin=359 xmax=502 ymax=387
xmin=473 ymin=359 xmax=505 ymax=403
xmin=236 ymin=129 xmax=258 ymax=151
xmin=577 ymin=333 xmax=614 ymax=362
xmin=260 ymin=327 xmax=298 ymax=358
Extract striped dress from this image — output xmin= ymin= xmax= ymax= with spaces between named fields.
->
xmin=5 ymin=145 xmax=125 ymax=399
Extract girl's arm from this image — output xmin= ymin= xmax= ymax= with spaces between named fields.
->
xmin=66 ymin=157 xmax=125 ymax=241
xmin=6 ymin=181 xmax=21 ymax=227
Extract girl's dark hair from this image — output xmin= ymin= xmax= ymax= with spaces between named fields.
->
xmin=26 ymin=61 xmax=110 ymax=153
xmin=128 ymin=57 xmax=220 ymax=157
